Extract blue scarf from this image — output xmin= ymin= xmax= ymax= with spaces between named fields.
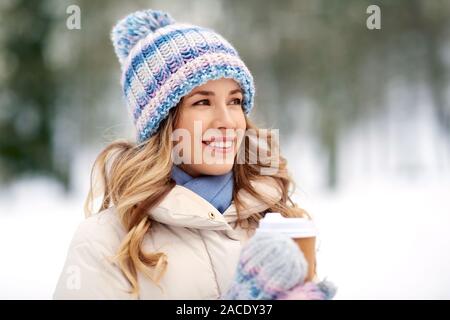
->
xmin=171 ymin=165 xmax=234 ymax=214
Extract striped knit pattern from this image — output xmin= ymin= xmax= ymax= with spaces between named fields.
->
xmin=222 ymin=232 xmax=308 ymax=300
xmin=111 ymin=9 xmax=255 ymax=142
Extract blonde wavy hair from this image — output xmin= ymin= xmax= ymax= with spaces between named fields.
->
xmin=84 ymin=103 xmax=308 ymax=296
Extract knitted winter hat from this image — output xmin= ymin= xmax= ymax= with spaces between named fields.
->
xmin=111 ymin=9 xmax=255 ymax=142
xmin=222 ymin=232 xmax=308 ymax=300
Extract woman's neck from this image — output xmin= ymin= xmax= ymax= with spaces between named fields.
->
xmin=171 ymin=165 xmax=234 ymax=214
xmin=177 ymin=164 xmax=200 ymax=177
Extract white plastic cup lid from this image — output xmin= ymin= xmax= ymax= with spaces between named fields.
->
xmin=256 ymin=212 xmax=317 ymax=238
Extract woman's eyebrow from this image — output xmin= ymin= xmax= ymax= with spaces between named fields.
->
xmin=229 ymin=88 xmax=242 ymax=95
xmin=186 ymin=88 xmax=242 ymax=98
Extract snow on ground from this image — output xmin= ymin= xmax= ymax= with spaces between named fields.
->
xmin=0 ymin=178 xmax=84 ymax=299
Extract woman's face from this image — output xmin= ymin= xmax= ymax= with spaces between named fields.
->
xmin=174 ymin=78 xmax=247 ymax=177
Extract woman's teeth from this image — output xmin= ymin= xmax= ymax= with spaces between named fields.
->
xmin=204 ymin=141 xmax=233 ymax=148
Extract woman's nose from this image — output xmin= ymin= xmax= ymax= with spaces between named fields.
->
xmin=212 ymin=103 xmax=235 ymax=129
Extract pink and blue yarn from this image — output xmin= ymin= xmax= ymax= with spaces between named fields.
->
xmin=222 ymin=231 xmax=337 ymax=300
xmin=222 ymin=232 xmax=308 ymax=300
xmin=277 ymin=279 xmax=337 ymax=300
xmin=111 ymin=9 xmax=255 ymax=143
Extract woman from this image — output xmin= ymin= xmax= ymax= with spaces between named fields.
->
xmin=54 ymin=8 xmax=313 ymax=299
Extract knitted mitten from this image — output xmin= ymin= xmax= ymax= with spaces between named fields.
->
xmin=276 ymin=282 xmax=325 ymax=300
xmin=222 ymin=232 xmax=308 ymax=300
xmin=276 ymin=279 xmax=337 ymax=300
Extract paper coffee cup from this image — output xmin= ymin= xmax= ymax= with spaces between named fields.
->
xmin=256 ymin=212 xmax=317 ymax=281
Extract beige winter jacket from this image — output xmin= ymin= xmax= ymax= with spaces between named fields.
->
xmin=53 ymin=178 xmax=297 ymax=300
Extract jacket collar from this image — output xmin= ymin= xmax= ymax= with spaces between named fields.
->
xmin=171 ymin=165 xmax=234 ymax=214
xmin=148 ymin=177 xmax=282 ymax=230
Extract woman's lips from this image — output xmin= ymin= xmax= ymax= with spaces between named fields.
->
xmin=202 ymin=138 xmax=234 ymax=154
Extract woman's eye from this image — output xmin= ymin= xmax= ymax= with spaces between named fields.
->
xmin=193 ymin=99 xmax=210 ymax=106
xmin=230 ymin=98 xmax=242 ymax=105
xmin=192 ymin=98 xmax=242 ymax=106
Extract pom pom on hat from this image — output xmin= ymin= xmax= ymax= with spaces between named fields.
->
xmin=111 ymin=9 xmax=175 ymax=64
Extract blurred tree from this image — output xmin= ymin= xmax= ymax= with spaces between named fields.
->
xmin=0 ymin=0 xmax=69 ymax=187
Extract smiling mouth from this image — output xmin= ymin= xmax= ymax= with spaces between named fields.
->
xmin=202 ymin=137 xmax=235 ymax=153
